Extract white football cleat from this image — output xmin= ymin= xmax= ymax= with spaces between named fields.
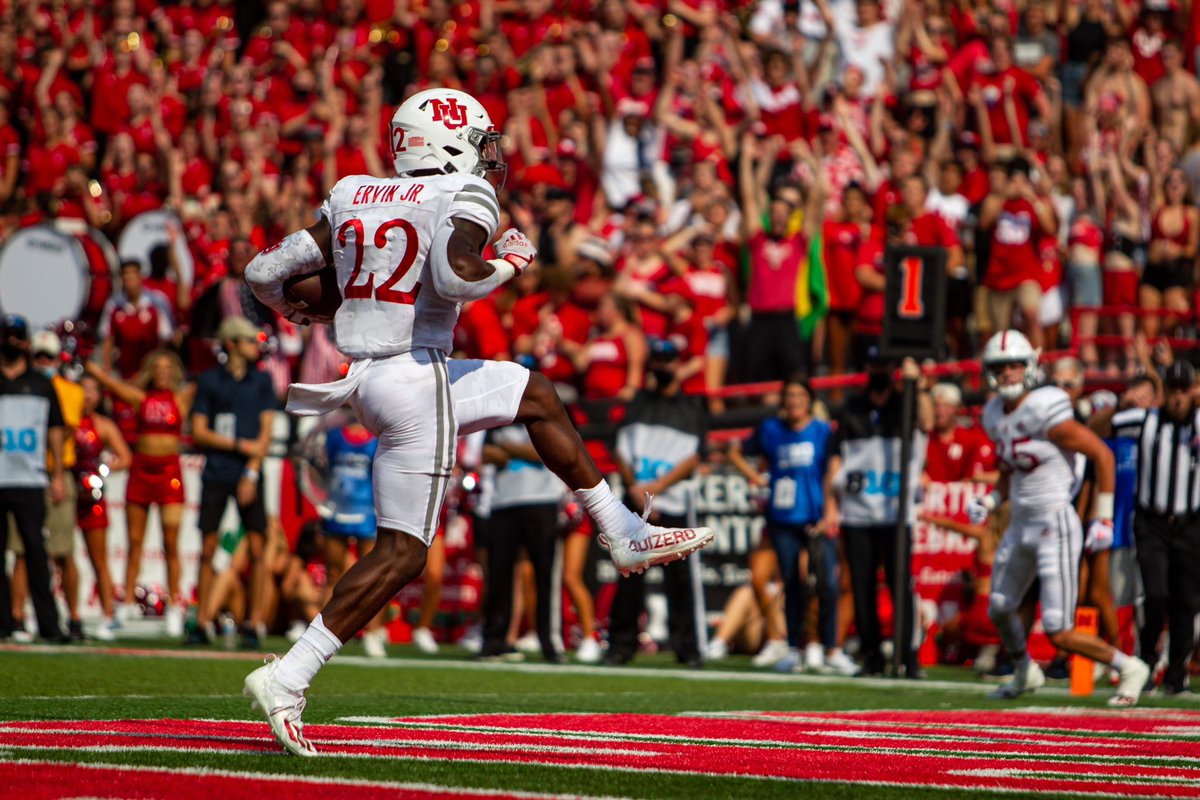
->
xmin=1108 ymin=656 xmax=1150 ymax=708
xmin=599 ymin=524 xmax=715 ymax=578
xmin=244 ymin=657 xmax=317 ymax=757
xmin=411 ymin=626 xmax=439 ymax=654
xmin=989 ymin=658 xmax=1045 ymax=700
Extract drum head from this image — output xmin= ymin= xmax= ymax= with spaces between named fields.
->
xmin=117 ymin=210 xmax=194 ymax=290
xmin=0 ymin=225 xmax=90 ymax=330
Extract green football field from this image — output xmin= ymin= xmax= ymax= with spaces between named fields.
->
xmin=1 ymin=638 xmax=1198 ymax=799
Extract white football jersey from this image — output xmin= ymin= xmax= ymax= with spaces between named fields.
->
xmin=320 ymin=173 xmax=500 ymax=358
xmin=981 ymin=386 xmax=1077 ymax=515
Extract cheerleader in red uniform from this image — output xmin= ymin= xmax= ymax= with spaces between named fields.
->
xmin=75 ymin=373 xmax=132 ymax=640
xmin=86 ymin=350 xmax=195 ymax=635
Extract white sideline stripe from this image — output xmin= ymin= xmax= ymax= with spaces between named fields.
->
xmin=0 ymin=747 xmax=1187 ymax=799
xmin=948 ymin=768 xmax=1200 ymax=786
xmin=698 ymin=711 xmax=1200 ymax=741
xmin=0 ymin=755 xmax=630 ymax=799
xmin=0 ymin=643 xmax=1078 ymax=696
xmin=18 ymin=694 xmax=240 ymax=701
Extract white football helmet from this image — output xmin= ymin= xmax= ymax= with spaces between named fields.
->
xmin=389 ymin=88 xmax=505 ymax=185
xmin=982 ymin=330 xmax=1040 ymax=400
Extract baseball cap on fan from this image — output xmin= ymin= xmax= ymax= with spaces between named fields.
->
xmin=217 ymin=315 xmax=261 ymax=343
xmin=30 ymin=330 xmax=62 ymax=358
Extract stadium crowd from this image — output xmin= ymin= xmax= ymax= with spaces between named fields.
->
xmin=0 ymin=0 xmax=1198 ymax=692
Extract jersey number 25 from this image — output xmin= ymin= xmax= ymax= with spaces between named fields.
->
xmin=996 ymin=436 xmax=1040 ymax=472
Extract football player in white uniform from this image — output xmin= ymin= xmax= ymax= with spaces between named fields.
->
xmin=973 ymin=330 xmax=1148 ymax=706
xmin=240 ymin=88 xmax=715 ymax=756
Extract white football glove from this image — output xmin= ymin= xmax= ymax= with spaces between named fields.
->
xmin=1084 ymin=519 xmax=1114 ymax=553
xmin=494 ymin=228 xmax=537 ymax=272
xmin=960 ymin=494 xmax=998 ymax=525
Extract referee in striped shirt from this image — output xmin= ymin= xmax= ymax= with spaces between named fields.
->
xmin=1095 ymin=360 xmax=1200 ymax=696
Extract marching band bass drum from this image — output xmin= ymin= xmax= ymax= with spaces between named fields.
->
xmin=0 ymin=224 xmax=90 ymax=330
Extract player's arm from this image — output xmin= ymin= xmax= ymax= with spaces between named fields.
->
xmin=1048 ymin=418 xmax=1114 ymax=500
xmin=244 ymin=217 xmax=334 ymax=321
xmin=968 ymin=470 xmax=1009 ymax=524
xmin=431 ymin=218 xmax=536 ymax=303
xmin=1049 ymin=418 xmax=1116 ymax=551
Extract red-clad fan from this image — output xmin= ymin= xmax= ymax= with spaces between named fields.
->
xmin=665 ymin=228 xmax=738 ymax=409
xmin=978 ymin=158 xmax=1055 ymax=348
xmin=456 ymin=296 xmax=512 ymax=362
xmin=956 ymin=37 xmax=1051 ymax=149
xmin=852 ymin=233 xmax=887 ymax=365
xmin=898 ymin=174 xmax=966 ymax=272
xmin=563 ymin=294 xmax=647 ymax=403
xmin=511 ymin=269 xmax=591 ymax=386
xmin=100 ymin=261 xmax=175 ymax=381
xmin=924 ymin=383 xmax=998 ymax=485
xmin=614 ymin=214 xmax=674 ymax=339
xmin=824 ymin=183 xmax=876 ymax=392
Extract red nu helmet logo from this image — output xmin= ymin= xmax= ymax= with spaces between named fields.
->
xmin=428 ymin=97 xmax=467 ymax=130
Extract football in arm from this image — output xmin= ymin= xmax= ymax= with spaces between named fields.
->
xmin=283 ymin=266 xmax=341 ymax=319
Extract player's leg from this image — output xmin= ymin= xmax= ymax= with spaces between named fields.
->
xmin=987 ymin=528 xmax=1043 ymax=698
xmin=1038 ymin=508 xmax=1147 ymax=705
xmin=246 ymin=354 xmax=446 ymax=755
xmin=454 ymin=358 xmax=714 ymax=575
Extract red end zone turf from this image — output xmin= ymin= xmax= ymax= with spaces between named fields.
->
xmin=3 ymin=710 xmax=1200 ymax=798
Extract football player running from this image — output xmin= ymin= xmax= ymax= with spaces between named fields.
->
xmin=241 ymin=88 xmax=714 ymax=756
xmin=974 ymin=330 xmax=1147 ymax=706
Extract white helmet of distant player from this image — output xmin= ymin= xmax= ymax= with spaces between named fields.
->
xmin=389 ymin=88 xmax=505 ymax=185
xmin=982 ymin=330 xmax=1040 ymax=401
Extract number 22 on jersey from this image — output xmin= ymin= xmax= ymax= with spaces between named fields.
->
xmin=338 ymin=217 xmax=421 ymax=305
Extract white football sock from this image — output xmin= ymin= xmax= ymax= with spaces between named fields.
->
xmin=1109 ymin=650 xmax=1127 ymax=670
xmin=274 ymin=614 xmax=343 ymax=693
xmin=576 ymin=480 xmax=641 ymax=538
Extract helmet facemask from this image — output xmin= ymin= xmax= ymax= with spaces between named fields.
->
xmin=986 ymin=359 xmax=1036 ymax=400
xmin=466 ymin=127 xmax=506 ymax=190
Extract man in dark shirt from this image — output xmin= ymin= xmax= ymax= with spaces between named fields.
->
xmin=604 ymin=338 xmax=709 ymax=667
xmin=825 ymin=350 xmax=932 ymax=677
xmin=0 ymin=315 xmax=67 ymax=642
xmin=190 ymin=316 xmax=278 ymax=647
